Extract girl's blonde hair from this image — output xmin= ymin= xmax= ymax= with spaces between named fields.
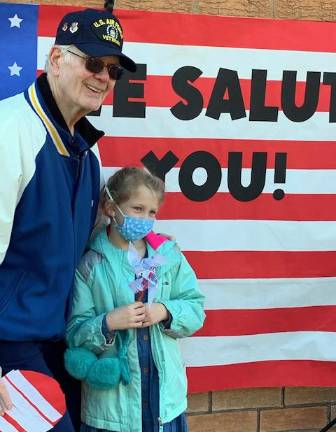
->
xmin=102 ymin=167 xmax=165 ymax=206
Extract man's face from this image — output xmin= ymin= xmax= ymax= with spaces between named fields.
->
xmin=51 ymin=47 xmax=119 ymax=118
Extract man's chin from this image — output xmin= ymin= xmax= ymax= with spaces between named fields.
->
xmin=86 ymin=103 xmax=103 ymax=116
xmin=86 ymin=102 xmax=102 ymax=115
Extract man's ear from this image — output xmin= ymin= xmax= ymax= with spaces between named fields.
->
xmin=48 ymin=46 xmax=63 ymax=75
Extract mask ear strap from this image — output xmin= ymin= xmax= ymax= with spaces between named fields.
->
xmin=105 ymin=186 xmax=125 ymax=222
xmin=112 ymin=215 xmax=119 ymax=227
xmin=105 ymin=185 xmax=114 ymax=202
xmin=105 ymin=186 xmax=117 ymax=225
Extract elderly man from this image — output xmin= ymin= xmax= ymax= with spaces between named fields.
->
xmin=0 ymin=4 xmax=136 ymax=431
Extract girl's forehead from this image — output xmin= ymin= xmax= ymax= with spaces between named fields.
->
xmin=126 ymin=185 xmax=159 ymax=203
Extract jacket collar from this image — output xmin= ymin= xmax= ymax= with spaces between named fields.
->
xmin=27 ymin=73 xmax=104 ymax=156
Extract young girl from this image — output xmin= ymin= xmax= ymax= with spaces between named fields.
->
xmin=65 ymin=167 xmax=205 ymax=432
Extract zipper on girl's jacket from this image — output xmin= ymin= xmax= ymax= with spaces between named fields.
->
xmin=150 ymin=326 xmax=165 ymax=430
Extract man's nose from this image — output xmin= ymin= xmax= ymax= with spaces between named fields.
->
xmin=95 ymin=66 xmax=110 ymax=81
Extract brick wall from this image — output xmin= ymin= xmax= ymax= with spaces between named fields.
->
xmin=188 ymin=388 xmax=336 ymax=431
xmin=7 ymin=0 xmax=336 ymax=430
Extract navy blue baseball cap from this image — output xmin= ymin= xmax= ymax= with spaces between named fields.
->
xmin=55 ymin=8 xmax=136 ymax=72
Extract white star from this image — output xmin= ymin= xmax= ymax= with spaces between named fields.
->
xmin=8 ymin=14 xmax=23 ymax=28
xmin=8 ymin=62 xmax=23 ymax=77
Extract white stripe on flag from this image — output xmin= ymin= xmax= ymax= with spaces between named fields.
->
xmin=102 ymin=167 xmax=336 ymax=194
xmin=154 ymin=219 xmax=336 ymax=251
xmin=89 ymin=107 xmax=334 ymax=141
xmin=180 ymin=331 xmax=336 ymax=367
xmin=0 ymin=416 xmax=18 ymax=432
xmin=6 ymin=370 xmax=62 ymax=422
xmin=167 ymin=168 xmax=336 ymax=195
xmin=4 ymin=378 xmax=52 ymax=432
xmin=200 ymin=277 xmax=336 ymax=310
xmin=37 ymin=37 xmax=336 ymax=80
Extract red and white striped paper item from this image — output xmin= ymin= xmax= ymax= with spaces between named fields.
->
xmin=0 ymin=370 xmax=65 ymax=432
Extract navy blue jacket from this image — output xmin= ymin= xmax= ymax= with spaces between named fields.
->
xmin=0 ymin=74 xmax=102 ymax=341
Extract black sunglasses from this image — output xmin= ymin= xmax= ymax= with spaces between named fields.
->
xmin=66 ymin=50 xmax=124 ymax=80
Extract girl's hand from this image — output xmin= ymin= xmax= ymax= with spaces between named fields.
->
xmin=106 ymin=302 xmax=146 ymax=330
xmin=142 ymin=303 xmax=168 ymax=327
xmin=0 ymin=367 xmax=12 ymax=415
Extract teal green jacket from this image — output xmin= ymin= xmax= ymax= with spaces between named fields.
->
xmin=66 ymin=228 xmax=205 ymax=431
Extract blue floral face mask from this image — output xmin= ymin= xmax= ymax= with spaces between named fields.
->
xmin=114 ymin=208 xmax=154 ymax=242
xmin=105 ymin=186 xmax=154 ymax=242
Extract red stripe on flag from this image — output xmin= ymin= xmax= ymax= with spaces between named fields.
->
xmin=38 ymin=6 xmax=336 ymax=53
xmin=98 ymin=137 xmax=336 ymax=169
xmin=148 ymin=77 xmax=332 ymax=111
xmin=187 ymin=360 xmax=336 ymax=392
xmin=99 ymin=76 xmax=333 ymax=111
xmin=185 ymin=251 xmax=336 ymax=279
xmin=159 ymin=193 xmax=336 ymax=221
xmin=38 ymin=5 xmax=85 ymax=35
xmin=196 ymin=306 xmax=336 ymax=337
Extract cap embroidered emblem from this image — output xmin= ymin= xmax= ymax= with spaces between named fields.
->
xmin=107 ymin=24 xmax=117 ymax=39
xmin=91 ymin=18 xmax=123 ymax=47
xmin=69 ymin=22 xmax=78 ymax=33
xmin=62 ymin=23 xmax=68 ymax=32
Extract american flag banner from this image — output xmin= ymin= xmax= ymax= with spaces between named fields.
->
xmin=2 ymin=2 xmax=336 ymax=393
